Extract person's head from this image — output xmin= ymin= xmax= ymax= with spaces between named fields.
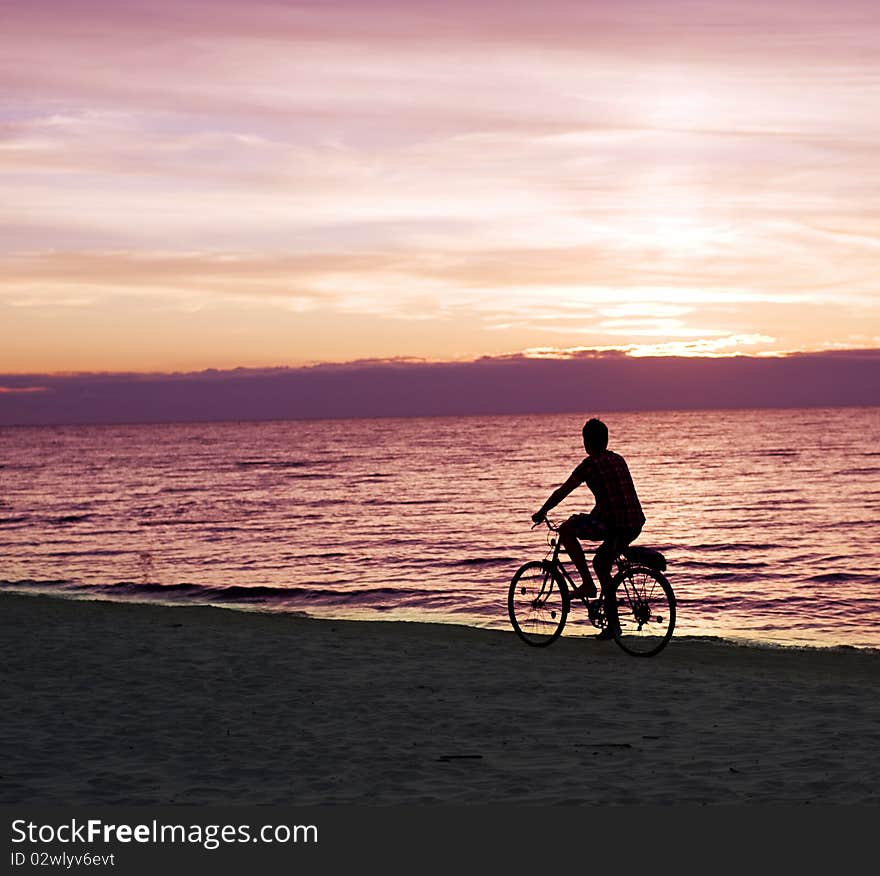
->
xmin=582 ymin=418 xmax=608 ymax=455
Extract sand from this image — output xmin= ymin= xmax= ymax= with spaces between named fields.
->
xmin=2 ymin=591 xmax=880 ymax=806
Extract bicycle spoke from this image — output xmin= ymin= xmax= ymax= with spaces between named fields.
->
xmin=508 ymin=562 xmax=568 ymax=647
xmin=614 ymin=566 xmax=675 ymax=657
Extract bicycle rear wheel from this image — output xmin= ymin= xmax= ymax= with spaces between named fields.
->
xmin=613 ymin=565 xmax=675 ymax=657
xmin=508 ymin=561 xmax=568 ymax=647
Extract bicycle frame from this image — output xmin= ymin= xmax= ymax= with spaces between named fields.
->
xmin=538 ymin=521 xmax=641 ymax=627
xmin=541 ymin=518 xmax=636 ymax=584
xmin=539 ymin=529 xmax=605 ymax=628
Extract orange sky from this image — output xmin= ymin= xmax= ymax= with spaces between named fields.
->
xmin=2 ymin=0 xmax=880 ymax=373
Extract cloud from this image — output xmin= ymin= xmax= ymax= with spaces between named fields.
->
xmin=2 ymin=1 xmax=880 ymax=371
xmin=2 ymin=348 xmax=879 ymax=425
xmin=2 ymin=244 xmax=877 ymax=373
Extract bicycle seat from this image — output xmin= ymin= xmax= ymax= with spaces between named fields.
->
xmin=621 ymin=546 xmax=667 ymax=571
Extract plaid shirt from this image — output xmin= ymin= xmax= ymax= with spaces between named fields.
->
xmin=573 ymin=449 xmax=645 ymax=530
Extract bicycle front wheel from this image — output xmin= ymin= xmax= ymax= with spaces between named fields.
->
xmin=612 ymin=565 xmax=675 ymax=657
xmin=508 ymin=561 xmax=568 ymax=647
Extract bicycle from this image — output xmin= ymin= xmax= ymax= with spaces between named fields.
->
xmin=508 ymin=518 xmax=675 ymax=657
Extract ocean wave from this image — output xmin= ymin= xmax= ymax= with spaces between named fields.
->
xmin=673 ymin=592 xmax=872 ymax=611
xmin=363 ymin=498 xmax=435 ymax=506
xmin=439 ymin=556 xmax=519 ymax=567
xmin=695 ymin=571 xmax=761 ymax=581
xmin=103 ymin=581 xmax=203 ymax=593
xmin=689 ymin=542 xmax=783 ymax=552
xmin=235 ymin=459 xmax=331 ymax=469
xmin=0 ymin=578 xmax=72 ymax=588
xmin=680 ymin=560 xmax=769 ymax=569
xmin=137 ymin=519 xmax=212 ymax=526
xmin=50 ymin=514 xmax=95 ymax=525
xmin=0 ymin=579 xmax=455 ymax=608
xmin=281 ymin=472 xmax=335 ymax=480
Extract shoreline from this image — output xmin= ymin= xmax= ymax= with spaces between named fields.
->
xmin=3 ymin=585 xmax=878 ymax=656
xmin=3 ymin=591 xmax=880 ymax=805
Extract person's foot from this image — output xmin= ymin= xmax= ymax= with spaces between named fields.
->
xmin=569 ymin=585 xmax=597 ymax=600
xmin=595 ymin=625 xmax=621 ymax=641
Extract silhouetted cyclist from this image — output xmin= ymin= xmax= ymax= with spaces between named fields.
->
xmin=532 ymin=418 xmax=645 ymax=640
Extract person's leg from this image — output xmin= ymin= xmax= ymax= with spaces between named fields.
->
xmin=593 ymin=538 xmax=620 ymax=629
xmin=558 ymin=518 xmax=597 ymax=598
xmin=594 ymin=526 xmax=641 ymax=632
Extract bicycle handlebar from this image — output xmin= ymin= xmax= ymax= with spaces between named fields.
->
xmin=531 ymin=516 xmax=560 ymax=532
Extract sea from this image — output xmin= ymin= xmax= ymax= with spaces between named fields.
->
xmin=2 ymin=406 xmax=879 ymax=650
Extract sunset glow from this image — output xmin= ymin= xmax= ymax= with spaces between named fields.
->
xmin=3 ymin=0 xmax=880 ymax=372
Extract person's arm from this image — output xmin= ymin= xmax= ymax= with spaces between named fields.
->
xmin=532 ymin=465 xmax=585 ymax=523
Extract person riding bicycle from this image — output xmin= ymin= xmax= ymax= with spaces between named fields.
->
xmin=531 ymin=418 xmax=645 ymax=641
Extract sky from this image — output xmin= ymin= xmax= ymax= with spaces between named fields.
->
xmin=2 ymin=0 xmax=880 ymax=376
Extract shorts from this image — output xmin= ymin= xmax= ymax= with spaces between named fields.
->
xmin=568 ymin=512 xmax=642 ymax=549
xmin=568 ymin=511 xmax=608 ymax=541
xmin=567 ymin=513 xmax=643 ymax=596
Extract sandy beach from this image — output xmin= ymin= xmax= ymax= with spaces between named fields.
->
xmin=2 ymin=591 xmax=880 ymax=806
